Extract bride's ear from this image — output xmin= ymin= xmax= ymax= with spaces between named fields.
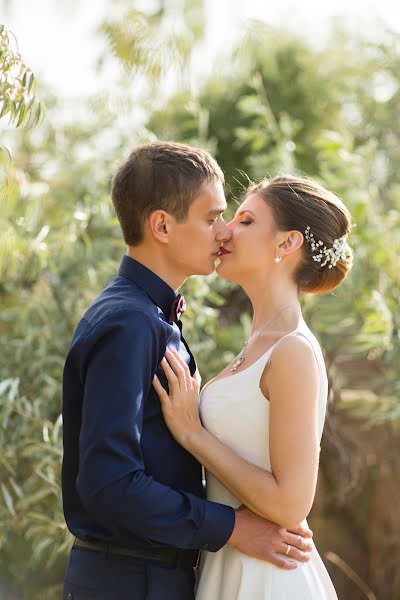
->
xmin=277 ymin=230 xmax=304 ymax=257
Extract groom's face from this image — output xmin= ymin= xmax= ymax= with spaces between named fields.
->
xmin=167 ymin=180 xmax=231 ymax=277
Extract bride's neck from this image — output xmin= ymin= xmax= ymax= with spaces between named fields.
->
xmin=243 ymin=279 xmax=301 ymax=335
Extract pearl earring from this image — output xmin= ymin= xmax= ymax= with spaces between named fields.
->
xmin=274 ymin=256 xmax=282 ymax=264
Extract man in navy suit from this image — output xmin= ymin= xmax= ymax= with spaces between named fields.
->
xmin=62 ymin=142 xmax=312 ymax=599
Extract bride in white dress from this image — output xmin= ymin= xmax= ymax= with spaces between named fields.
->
xmin=153 ymin=175 xmax=353 ymax=599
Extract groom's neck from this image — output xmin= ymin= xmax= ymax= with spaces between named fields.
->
xmin=127 ymin=245 xmax=186 ymax=292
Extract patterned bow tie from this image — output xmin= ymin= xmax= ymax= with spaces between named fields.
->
xmin=169 ymin=294 xmax=186 ymax=323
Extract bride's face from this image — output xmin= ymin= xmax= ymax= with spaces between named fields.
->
xmin=216 ymin=193 xmax=280 ymax=284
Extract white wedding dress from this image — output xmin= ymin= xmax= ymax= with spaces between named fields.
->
xmin=196 ymin=318 xmax=338 ymax=600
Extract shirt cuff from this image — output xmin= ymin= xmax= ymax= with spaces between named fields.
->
xmin=193 ymin=501 xmax=235 ymax=552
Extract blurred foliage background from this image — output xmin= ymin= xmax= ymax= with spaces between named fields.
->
xmin=1 ymin=1 xmax=399 ymax=599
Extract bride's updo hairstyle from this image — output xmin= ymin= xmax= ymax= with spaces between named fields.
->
xmin=248 ymin=175 xmax=353 ymax=294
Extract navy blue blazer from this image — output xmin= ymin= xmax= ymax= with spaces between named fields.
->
xmin=62 ymin=255 xmax=235 ymax=552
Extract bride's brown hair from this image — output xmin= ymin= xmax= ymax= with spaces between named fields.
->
xmin=248 ymin=175 xmax=353 ymax=294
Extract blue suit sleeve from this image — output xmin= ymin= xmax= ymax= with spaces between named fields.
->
xmin=75 ymin=311 xmax=235 ymax=551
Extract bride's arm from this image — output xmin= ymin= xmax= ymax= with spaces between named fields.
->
xmin=153 ymin=339 xmax=320 ymax=530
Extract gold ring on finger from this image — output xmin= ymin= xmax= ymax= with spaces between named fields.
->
xmin=285 ymin=544 xmax=291 ymax=556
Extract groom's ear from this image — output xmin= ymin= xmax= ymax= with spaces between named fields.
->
xmin=148 ymin=210 xmax=174 ymax=244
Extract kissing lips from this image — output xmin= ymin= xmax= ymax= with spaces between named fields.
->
xmin=218 ymin=247 xmax=231 ymax=257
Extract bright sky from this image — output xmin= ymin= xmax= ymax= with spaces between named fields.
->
xmin=1 ymin=0 xmax=400 ymax=99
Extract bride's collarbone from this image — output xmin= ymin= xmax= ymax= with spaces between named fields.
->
xmin=227 ymin=335 xmax=284 ymax=374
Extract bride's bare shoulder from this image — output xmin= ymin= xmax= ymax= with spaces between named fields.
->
xmin=260 ymin=333 xmax=318 ymax=396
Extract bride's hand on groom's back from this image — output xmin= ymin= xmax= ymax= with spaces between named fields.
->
xmin=228 ymin=506 xmax=313 ymax=569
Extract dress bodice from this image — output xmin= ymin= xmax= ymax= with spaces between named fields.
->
xmin=199 ymin=319 xmax=328 ymax=508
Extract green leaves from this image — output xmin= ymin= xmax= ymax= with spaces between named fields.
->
xmin=99 ymin=0 xmax=206 ymax=93
xmin=0 ymin=25 xmax=45 ymax=129
xmin=1 ymin=482 xmax=16 ymax=516
xmin=1 ymin=6 xmax=400 ymax=598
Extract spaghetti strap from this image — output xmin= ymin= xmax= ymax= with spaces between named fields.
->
xmin=268 ymin=329 xmax=312 ymax=353
xmin=258 ymin=329 xmax=309 ymax=371
xmin=264 ymin=328 xmax=324 ymax=372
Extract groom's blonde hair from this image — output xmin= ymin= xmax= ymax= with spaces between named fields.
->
xmin=112 ymin=141 xmax=224 ymax=245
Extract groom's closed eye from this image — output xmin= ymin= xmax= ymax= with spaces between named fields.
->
xmin=207 ymin=211 xmax=226 ymax=225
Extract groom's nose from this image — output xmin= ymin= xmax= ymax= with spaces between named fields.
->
xmin=215 ymin=220 xmax=232 ymax=242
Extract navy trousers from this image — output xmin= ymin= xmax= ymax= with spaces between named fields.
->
xmin=62 ymin=547 xmax=195 ymax=600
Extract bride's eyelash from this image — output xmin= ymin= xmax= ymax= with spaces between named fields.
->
xmin=240 ymin=220 xmax=252 ymax=225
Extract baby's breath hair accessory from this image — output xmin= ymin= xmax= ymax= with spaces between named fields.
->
xmin=304 ymin=226 xmax=349 ymax=269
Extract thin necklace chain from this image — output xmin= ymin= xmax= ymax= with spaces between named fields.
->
xmin=230 ymin=303 xmax=298 ymax=372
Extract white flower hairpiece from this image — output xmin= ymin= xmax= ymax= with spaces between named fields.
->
xmin=304 ymin=226 xmax=349 ymax=269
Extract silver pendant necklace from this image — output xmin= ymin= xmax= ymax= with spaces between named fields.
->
xmin=230 ymin=303 xmax=297 ymax=372
xmin=230 ymin=342 xmax=248 ymax=372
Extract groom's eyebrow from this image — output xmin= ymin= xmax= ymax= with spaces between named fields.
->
xmin=207 ymin=207 xmax=227 ymax=216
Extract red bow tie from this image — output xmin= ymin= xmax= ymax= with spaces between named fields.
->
xmin=169 ymin=294 xmax=186 ymax=323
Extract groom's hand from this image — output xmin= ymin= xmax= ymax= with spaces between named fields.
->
xmin=227 ymin=506 xmax=313 ymax=569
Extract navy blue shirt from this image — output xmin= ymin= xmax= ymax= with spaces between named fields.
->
xmin=62 ymin=255 xmax=235 ymax=552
